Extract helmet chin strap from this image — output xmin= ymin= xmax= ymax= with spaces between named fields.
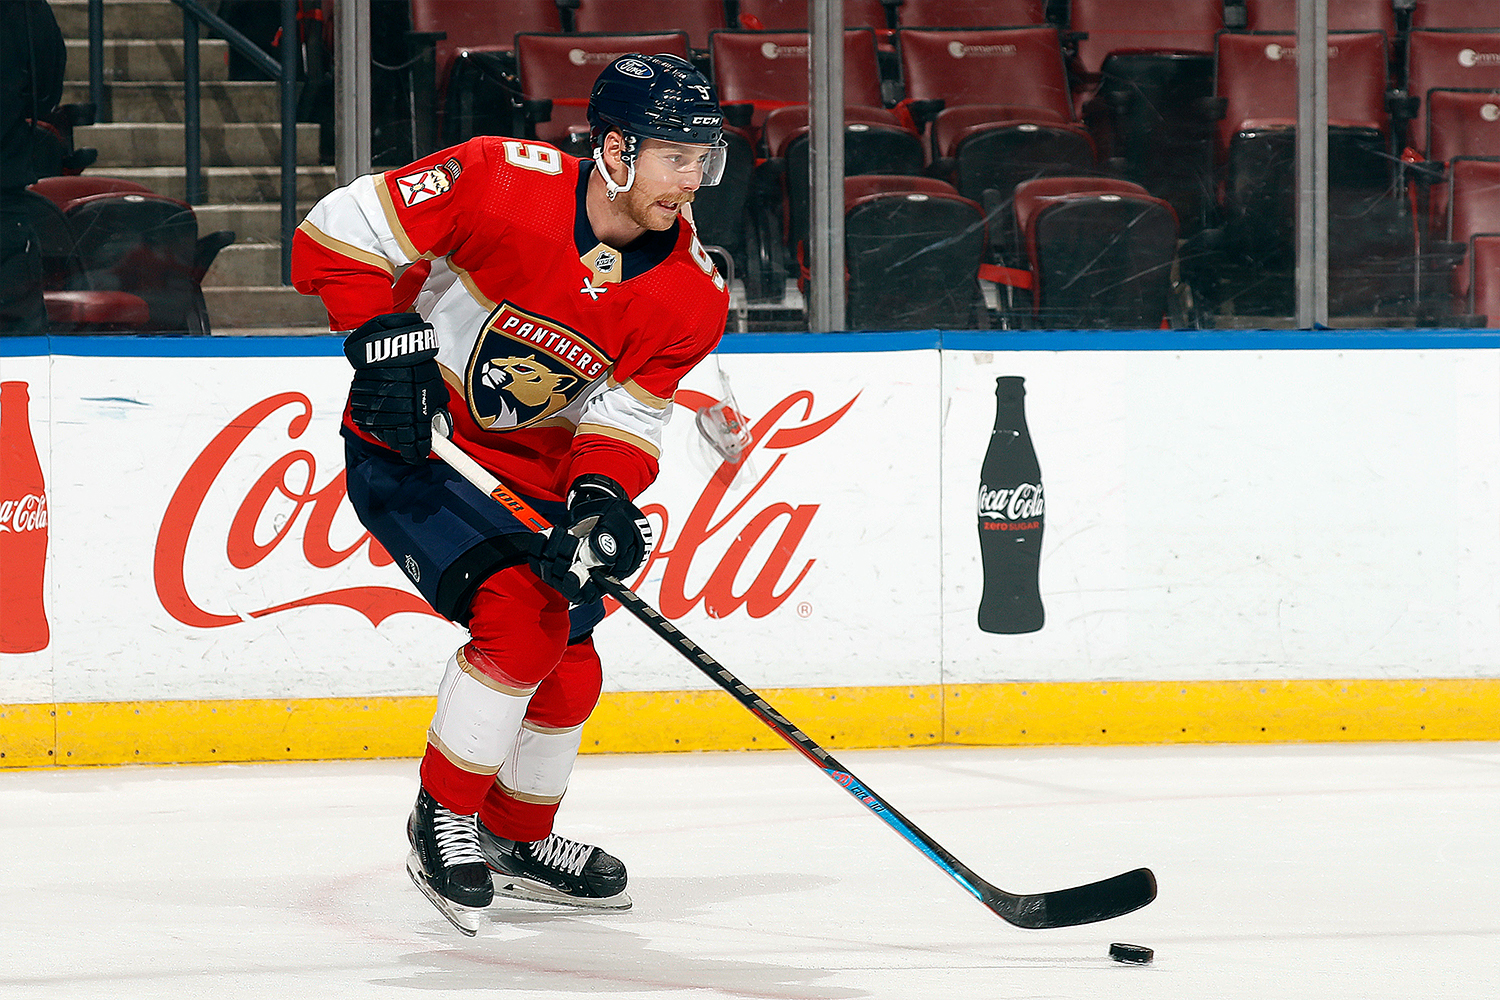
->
xmin=595 ymin=133 xmax=639 ymax=201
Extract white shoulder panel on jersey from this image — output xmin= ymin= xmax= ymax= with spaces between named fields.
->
xmin=303 ymin=174 xmax=417 ymax=272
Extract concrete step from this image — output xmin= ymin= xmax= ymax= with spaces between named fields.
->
xmin=203 ymin=242 xmax=287 ymax=287
xmin=193 ymin=202 xmax=317 ymax=244
xmin=65 ymin=80 xmax=282 ymax=125
xmin=52 ymin=0 xmax=210 ymax=40
xmin=76 ymin=121 xmax=321 ymax=168
xmin=92 ymin=165 xmax=338 ymax=204
xmin=64 ymin=37 xmax=229 ymax=82
xmin=204 ymin=285 xmax=329 ymax=330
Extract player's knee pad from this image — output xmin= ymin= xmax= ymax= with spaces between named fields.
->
xmin=464 ymin=564 xmax=572 ymax=688
xmin=428 ymin=648 xmax=533 ymax=772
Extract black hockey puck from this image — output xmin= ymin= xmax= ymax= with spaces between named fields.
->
xmin=1109 ymin=942 xmax=1153 ymax=965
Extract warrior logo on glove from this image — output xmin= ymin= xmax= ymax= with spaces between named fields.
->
xmin=466 ymin=302 xmax=612 ymax=431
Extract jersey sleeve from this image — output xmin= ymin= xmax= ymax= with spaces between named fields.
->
xmin=290 ymin=139 xmax=498 ymax=331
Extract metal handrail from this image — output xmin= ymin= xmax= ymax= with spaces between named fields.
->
xmin=85 ymin=0 xmax=298 ymax=284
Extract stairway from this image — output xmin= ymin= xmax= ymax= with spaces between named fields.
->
xmin=52 ymin=0 xmax=334 ymax=334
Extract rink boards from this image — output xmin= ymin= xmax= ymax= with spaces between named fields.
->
xmin=2 ymin=330 xmax=1498 ymax=765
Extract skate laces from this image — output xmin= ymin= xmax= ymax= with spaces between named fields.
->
xmin=529 ymin=834 xmax=592 ymax=876
xmin=431 ymin=806 xmax=486 ymax=867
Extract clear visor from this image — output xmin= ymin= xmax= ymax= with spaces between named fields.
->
xmin=637 ymin=139 xmax=729 ymax=187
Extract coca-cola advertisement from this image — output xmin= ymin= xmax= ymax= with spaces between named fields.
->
xmin=1 ymin=380 xmax=50 ymax=654
xmin=14 ymin=349 xmax=940 ymax=706
xmin=976 ymin=376 xmax=1045 ymax=634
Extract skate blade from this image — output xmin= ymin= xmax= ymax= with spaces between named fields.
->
xmin=406 ymin=851 xmax=485 ymax=936
xmin=493 ymin=877 xmax=633 ymax=911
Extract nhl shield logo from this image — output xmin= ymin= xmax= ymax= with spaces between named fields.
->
xmin=466 ymin=302 xmax=612 ymax=431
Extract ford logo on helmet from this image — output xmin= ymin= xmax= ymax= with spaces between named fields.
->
xmin=615 ymin=58 xmax=654 ymax=78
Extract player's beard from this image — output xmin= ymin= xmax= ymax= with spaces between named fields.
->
xmin=621 ymin=184 xmax=694 ymax=232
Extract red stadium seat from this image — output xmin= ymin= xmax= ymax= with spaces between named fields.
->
xmin=1404 ymin=30 xmax=1500 ymax=150
xmin=1066 ymin=0 xmax=1224 ymax=232
xmin=1189 ymin=30 xmax=1406 ymax=315
xmin=897 ymin=26 xmax=1095 ymax=258
xmin=1409 ymin=2 xmax=1500 ymax=29
xmin=837 ymin=175 xmax=989 ymax=329
xmin=1240 ymin=0 xmax=1398 ymax=33
xmin=736 ymin=0 xmax=891 ymax=32
xmin=408 ymin=0 xmax=562 ymax=94
xmin=711 ymin=28 xmax=923 ymax=294
xmin=1068 ymin=0 xmax=1223 ymax=77
xmin=1409 ymin=88 xmax=1500 ymax=239
xmin=997 ymin=176 xmax=1180 ymax=328
xmin=710 ymin=28 xmax=888 ymax=137
xmin=514 ymin=32 xmax=691 ymax=153
xmin=17 ymin=187 xmax=184 ymax=333
xmin=35 ymin=185 xmax=232 ymax=334
xmin=895 ymin=0 xmax=1047 ymax=28
xmin=1445 ymin=157 xmax=1500 ymax=303
xmin=572 ymin=0 xmax=728 ymax=51
xmin=1468 ymin=234 xmax=1500 ymax=326
xmin=407 ymin=0 xmax=564 ymax=142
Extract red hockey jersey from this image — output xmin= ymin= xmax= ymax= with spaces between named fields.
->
xmin=291 ymin=137 xmax=729 ymax=501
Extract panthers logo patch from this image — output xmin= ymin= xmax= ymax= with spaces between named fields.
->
xmin=466 ymin=302 xmax=611 ymax=431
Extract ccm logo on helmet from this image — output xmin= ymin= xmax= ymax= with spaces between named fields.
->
xmin=614 ymin=58 xmax=654 ymax=78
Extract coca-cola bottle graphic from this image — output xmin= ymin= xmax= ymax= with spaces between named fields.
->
xmin=1 ymin=380 xmax=50 ymax=652
xmin=977 ymin=376 xmax=1044 ymax=634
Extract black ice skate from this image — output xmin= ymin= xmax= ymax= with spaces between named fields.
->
xmin=406 ymin=788 xmax=494 ymax=935
xmin=477 ymin=822 xmax=632 ymax=910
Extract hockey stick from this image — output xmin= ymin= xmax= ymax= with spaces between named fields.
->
xmin=428 ymin=428 xmax=1156 ymax=929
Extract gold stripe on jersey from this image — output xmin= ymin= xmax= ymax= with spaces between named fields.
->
xmin=457 ymin=264 xmax=499 ymax=313
xmin=575 ymin=421 xmax=661 ymax=459
xmin=608 ymin=376 xmax=673 ymax=410
xmin=375 ymin=173 xmax=422 ymax=262
xmin=296 ymin=220 xmax=396 ymax=275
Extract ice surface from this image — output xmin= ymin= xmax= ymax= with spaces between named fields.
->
xmin=1 ymin=742 xmax=1496 ymax=999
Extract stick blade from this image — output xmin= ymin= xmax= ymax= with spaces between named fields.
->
xmin=988 ymin=867 xmax=1157 ymax=929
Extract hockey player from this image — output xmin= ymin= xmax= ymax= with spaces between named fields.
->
xmin=291 ymin=53 xmax=730 ymax=934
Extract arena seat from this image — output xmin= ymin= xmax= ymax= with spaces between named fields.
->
xmin=407 ymin=0 xmax=564 ymax=143
xmin=711 ymin=29 xmax=923 ymax=297
xmin=1403 ymin=30 xmax=1500 ymax=151
xmin=18 ymin=187 xmax=179 ymax=333
xmin=1407 ymin=88 xmax=1500 ymax=243
xmin=1467 ymin=234 xmax=1500 ymax=326
xmin=736 ymin=0 xmax=891 ymax=32
xmin=1239 ymin=0 xmax=1398 ymax=33
xmin=1066 ymin=0 xmax=1224 ymax=233
xmin=1409 ymin=2 xmax=1500 ymax=29
xmin=894 ymin=0 xmax=1048 ymax=28
xmin=897 ymin=25 xmax=1096 ymax=260
xmin=995 ymin=176 xmax=1180 ymax=328
xmin=1186 ymin=29 xmax=1413 ymax=316
xmin=1444 ymin=157 xmax=1500 ymax=307
xmin=571 ymin=0 xmax=728 ymax=52
xmin=837 ymin=175 xmax=989 ymax=330
xmin=514 ymin=32 xmax=692 ymax=154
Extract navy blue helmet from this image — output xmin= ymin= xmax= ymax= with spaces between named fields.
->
xmin=587 ymin=53 xmax=727 ymax=188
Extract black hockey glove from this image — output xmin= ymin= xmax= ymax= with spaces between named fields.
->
xmin=343 ymin=313 xmax=447 ymax=464
xmin=531 ymin=475 xmax=654 ymax=605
